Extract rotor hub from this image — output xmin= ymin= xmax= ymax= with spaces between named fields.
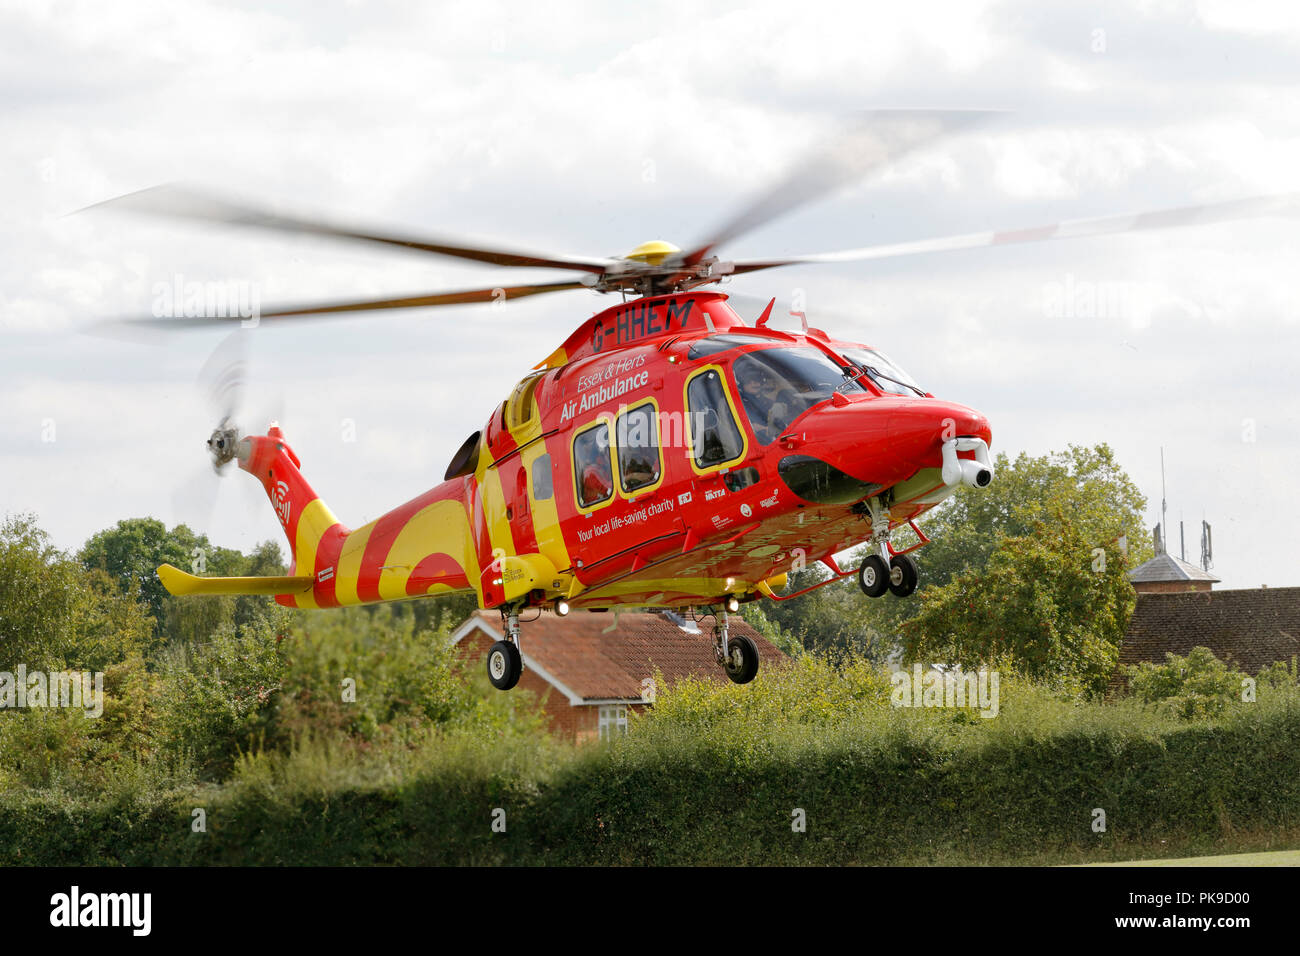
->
xmin=207 ymin=422 xmax=244 ymax=470
xmin=623 ymin=239 xmax=682 ymax=266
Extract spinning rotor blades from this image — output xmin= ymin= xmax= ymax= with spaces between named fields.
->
xmin=679 ymin=109 xmax=995 ymax=267
xmin=84 ymin=183 xmax=612 ymax=274
xmin=728 ymin=191 xmax=1300 ymax=276
xmin=119 ymin=279 xmax=592 ymax=327
xmin=80 ymin=110 xmax=1299 ymax=328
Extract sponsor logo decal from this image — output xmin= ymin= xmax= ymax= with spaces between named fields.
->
xmin=272 ymin=480 xmax=291 ymax=527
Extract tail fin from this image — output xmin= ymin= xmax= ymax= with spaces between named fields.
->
xmin=238 ymin=424 xmax=348 ymax=581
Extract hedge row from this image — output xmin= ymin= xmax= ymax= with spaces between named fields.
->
xmin=4 ymin=691 xmax=1298 ymax=865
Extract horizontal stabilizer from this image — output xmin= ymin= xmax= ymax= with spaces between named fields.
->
xmin=157 ymin=563 xmax=315 ymax=597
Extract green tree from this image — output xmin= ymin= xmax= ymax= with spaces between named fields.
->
xmin=1126 ymin=646 xmax=1249 ymax=718
xmin=1 ymin=514 xmax=85 ymax=670
xmin=897 ymin=444 xmax=1151 ymax=696
xmin=758 ymin=553 xmax=893 ymax=661
xmin=79 ymin=518 xmax=197 ymax=634
xmin=734 ymin=601 xmax=803 ymax=658
xmin=79 ymin=517 xmax=285 ymax=644
xmin=154 ymin=616 xmax=288 ymax=778
xmin=383 ymin=590 xmax=479 ymax=635
xmin=0 ymin=515 xmax=157 ymax=786
xmin=0 ymin=514 xmax=153 ymax=671
xmin=900 ymin=443 xmax=1148 ymax=617
xmin=901 ymin=510 xmax=1137 ymax=695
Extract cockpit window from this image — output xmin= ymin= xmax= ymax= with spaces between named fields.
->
xmin=840 ymin=348 xmax=925 ymax=397
xmin=733 ymin=347 xmax=864 ymax=445
xmin=687 ymin=334 xmax=761 ymax=360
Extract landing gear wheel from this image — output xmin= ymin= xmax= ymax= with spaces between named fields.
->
xmin=724 ymin=635 xmax=760 ymax=685
xmin=888 ymin=553 xmax=919 ymax=597
xmin=487 ymin=640 xmax=522 ymax=691
xmin=858 ymin=554 xmax=889 ymax=598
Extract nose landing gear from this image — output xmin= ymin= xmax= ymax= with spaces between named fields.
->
xmin=858 ymin=554 xmax=890 ymax=597
xmin=857 ymin=498 xmax=921 ymax=599
xmin=885 ymin=552 xmax=918 ymax=597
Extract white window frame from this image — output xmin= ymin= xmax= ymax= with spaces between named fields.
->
xmin=598 ymin=704 xmax=628 ymax=741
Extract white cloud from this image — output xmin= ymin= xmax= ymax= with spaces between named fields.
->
xmin=3 ymin=0 xmax=1299 ymax=590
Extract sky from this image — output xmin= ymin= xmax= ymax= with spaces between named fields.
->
xmin=3 ymin=0 xmax=1298 ymax=589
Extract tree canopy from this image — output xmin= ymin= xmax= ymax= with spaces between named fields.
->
xmin=761 ymin=443 xmax=1151 ymax=692
xmin=899 ymin=443 xmax=1151 ymax=695
xmin=78 ymin=517 xmax=287 ymax=645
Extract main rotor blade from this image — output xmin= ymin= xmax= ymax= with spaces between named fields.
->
xmin=729 ymin=192 xmax=1300 ymax=274
xmin=105 ymin=279 xmax=591 ymax=329
xmin=80 ymin=184 xmax=613 ymax=274
xmin=680 ymin=110 xmax=995 ymax=267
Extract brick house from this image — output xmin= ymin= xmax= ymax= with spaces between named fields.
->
xmin=450 ymin=610 xmax=788 ymax=742
xmin=1115 ymin=586 xmax=1300 ymax=689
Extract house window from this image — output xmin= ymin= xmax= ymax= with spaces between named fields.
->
xmin=598 ymin=704 xmax=628 ymax=741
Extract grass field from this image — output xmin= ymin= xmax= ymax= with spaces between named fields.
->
xmin=1082 ymin=849 xmax=1300 ymax=867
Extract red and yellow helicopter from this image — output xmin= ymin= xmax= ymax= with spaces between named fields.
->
xmin=92 ymin=112 xmax=1293 ymax=690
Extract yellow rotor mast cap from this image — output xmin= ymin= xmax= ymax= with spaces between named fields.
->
xmin=624 ymin=239 xmax=681 ymax=266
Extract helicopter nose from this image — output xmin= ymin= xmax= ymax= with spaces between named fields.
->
xmin=772 ymin=397 xmax=993 ymax=503
xmin=893 ymin=400 xmax=991 ymax=449
xmin=883 ymin=400 xmax=992 ymax=472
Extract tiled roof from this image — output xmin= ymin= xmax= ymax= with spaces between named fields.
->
xmin=1119 ymin=586 xmax=1300 ymax=676
xmin=1127 ymin=552 xmax=1220 ymax=584
xmin=455 ymin=609 xmax=788 ymax=701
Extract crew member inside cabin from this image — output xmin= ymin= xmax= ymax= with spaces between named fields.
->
xmin=582 ymin=455 xmax=612 ymax=504
xmin=738 ymin=365 xmax=793 ymax=444
xmin=575 ymin=423 xmax=614 ymax=507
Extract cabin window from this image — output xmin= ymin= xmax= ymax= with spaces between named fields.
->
xmin=531 ymin=453 xmax=553 ymax=501
xmin=615 ymin=402 xmax=662 ymax=494
xmin=686 ymin=368 xmax=745 ymax=469
xmin=572 ymin=423 xmax=613 ymax=508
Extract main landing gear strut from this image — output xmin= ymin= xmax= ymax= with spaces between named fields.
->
xmin=710 ymin=608 xmax=760 ymax=685
xmin=487 ymin=607 xmax=524 ymax=690
xmin=857 ymin=497 xmax=919 ymax=599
